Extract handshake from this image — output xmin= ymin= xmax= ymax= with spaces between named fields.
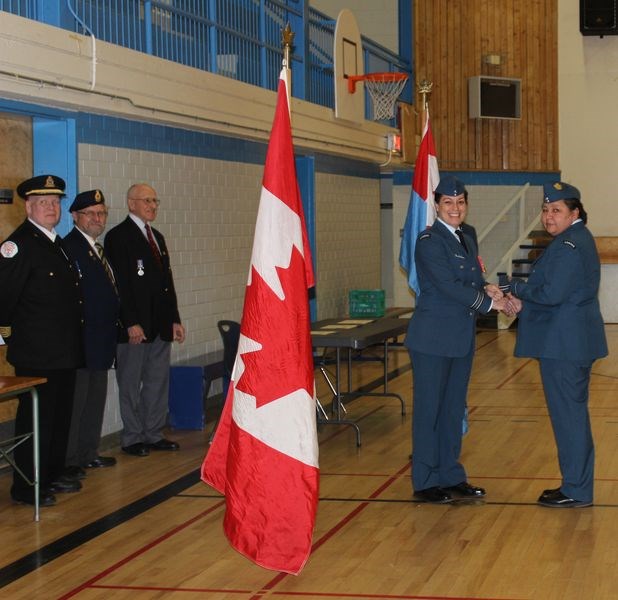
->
xmin=484 ymin=275 xmax=521 ymax=317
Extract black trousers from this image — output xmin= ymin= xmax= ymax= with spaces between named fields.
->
xmin=12 ymin=367 xmax=76 ymax=493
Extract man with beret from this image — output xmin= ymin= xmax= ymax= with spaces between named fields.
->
xmin=505 ymin=181 xmax=607 ymax=507
xmin=105 ymin=183 xmax=184 ymax=457
xmin=62 ymin=190 xmax=120 ymax=480
xmin=404 ymin=175 xmax=510 ymax=504
xmin=0 ymin=175 xmax=83 ymax=507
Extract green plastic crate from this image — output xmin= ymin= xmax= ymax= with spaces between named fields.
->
xmin=348 ymin=289 xmax=385 ymax=318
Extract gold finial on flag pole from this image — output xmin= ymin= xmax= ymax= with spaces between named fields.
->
xmin=282 ymin=23 xmax=294 ymax=70
xmin=281 ymin=23 xmax=294 ymax=108
xmin=417 ymin=79 xmax=433 ymax=112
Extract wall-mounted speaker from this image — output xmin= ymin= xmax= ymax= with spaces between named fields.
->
xmin=580 ymin=0 xmax=618 ymax=36
xmin=468 ymin=76 xmax=521 ymax=120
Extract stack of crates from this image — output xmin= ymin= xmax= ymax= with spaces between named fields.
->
xmin=348 ymin=289 xmax=385 ymax=318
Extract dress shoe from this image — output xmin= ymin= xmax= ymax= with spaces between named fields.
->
xmin=122 ymin=443 xmax=150 ymax=457
xmin=63 ymin=465 xmax=87 ymax=480
xmin=540 ymin=487 xmax=561 ymax=498
xmin=85 ymin=455 xmax=117 ymax=468
xmin=11 ymin=489 xmax=56 ymax=507
xmin=148 ymin=438 xmax=180 ymax=451
xmin=47 ymin=476 xmax=82 ymax=494
xmin=413 ymin=487 xmax=453 ymax=504
xmin=444 ymin=481 xmax=486 ymax=498
xmin=537 ymin=490 xmax=592 ymax=508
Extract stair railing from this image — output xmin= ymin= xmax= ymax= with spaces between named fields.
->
xmin=475 ymin=183 xmax=544 ymax=282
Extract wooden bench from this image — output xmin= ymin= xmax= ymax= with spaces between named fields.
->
xmin=596 ymin=236 xmax=618 ymax=264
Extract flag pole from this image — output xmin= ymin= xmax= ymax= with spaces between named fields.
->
xmin=282 ymin=23 xmax=294 ymax=107
xmin=417 ymin=78 xmax=433 ymax=129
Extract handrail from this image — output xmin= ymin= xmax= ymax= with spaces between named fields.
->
xmin=477 ymin=183 xmax=530 ymax=244
xmin=487 ymin=213 xmax=542 ymax=282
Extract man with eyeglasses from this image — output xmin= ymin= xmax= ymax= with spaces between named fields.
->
xmin=0 ymin=175 xmax=83 ymax=507
xmin=62 ymin=190 xmax=120 ymax=480
xmin=105 ymin=183 xmax=184 ymax=458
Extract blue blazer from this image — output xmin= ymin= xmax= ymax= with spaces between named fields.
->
xmin=63 ymin=227 xmax=121 ymax=370
xmin=405 ymin=220 xmax=492 ymax=358
xmin=512 ymin=221 xmax=607 ymax=362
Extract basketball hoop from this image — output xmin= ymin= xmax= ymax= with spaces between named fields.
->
xmin=347 ymin=72 xmax=409 ymax=120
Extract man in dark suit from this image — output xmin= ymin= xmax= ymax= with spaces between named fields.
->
xmin=62 ymin=190 xmax=120 ymax=479
xmin=0 ymin=175 xmax=83 ymax=507
xmin=404 ymin=176 xmax=510 ymax=504
xmin=105 ymin=183 xmax=185 ymax=457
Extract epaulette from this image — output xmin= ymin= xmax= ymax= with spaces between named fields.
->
xmin=418 ymin=232 xmax=432 ymax=241
xmin=563 ymin=240 xmax=576 ymax=249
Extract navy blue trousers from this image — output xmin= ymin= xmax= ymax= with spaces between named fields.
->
xmin=409 ymin=349 xmax=472 ymax=491
xmin=540 ymin=358 xmax=595 ymax=503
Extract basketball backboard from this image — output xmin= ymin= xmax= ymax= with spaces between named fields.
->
xmin=334 ymin=9 xmax=364 ymax=123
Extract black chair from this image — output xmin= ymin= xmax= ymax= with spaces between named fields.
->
xmin=217 ymin=320 xmax=241 ymax=399
xmin=209 ymin=320 xmax=240 ymax=443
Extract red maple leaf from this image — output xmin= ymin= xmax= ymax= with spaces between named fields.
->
xmin=236 ymin=247 xmax=313 ymax=408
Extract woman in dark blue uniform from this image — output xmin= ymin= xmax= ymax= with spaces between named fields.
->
xmin=507 ymin=181 xmax=607 ymax=508
xmin=404 ymin=176 xmax=510 ymax=504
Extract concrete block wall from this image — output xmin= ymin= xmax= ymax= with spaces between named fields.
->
xmin=76 ymin=119 xmax=384 ymax=437
xmin=315 ymin=172 xmax=381 ymax=319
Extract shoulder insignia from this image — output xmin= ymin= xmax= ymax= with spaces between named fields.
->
xmin=419 ymin=232 xmax=432 ymax=241
xmin=0 ymin=240 xmax=18 ymax=258
xmin=563 ymin=240 xmax=576 ymax=249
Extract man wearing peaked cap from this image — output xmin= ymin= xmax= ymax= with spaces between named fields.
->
xmin=0 ymin=174 xmax=83 ymax=507
xmin=62 ymin=190 xmax=120 ymax=478
xmin=16 ymin=174 xmax=66 ymax=199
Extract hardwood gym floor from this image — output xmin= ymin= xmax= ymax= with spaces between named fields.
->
xmin=1 ymin=326 xmax=617 ymax=599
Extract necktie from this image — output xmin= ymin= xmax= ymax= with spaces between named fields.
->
xmin=145 ymin=224 xmax=163 ymax=268
xmin=95 ymin=242 xmax=118 ymax=293
xmin=455 ymin=229 xmax=468 ymax=253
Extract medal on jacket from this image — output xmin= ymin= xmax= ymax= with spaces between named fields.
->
xmin=137 ymin=259 xmax=144 ymax=276
xmin=74 ymin=260 xmax=83 ymax=279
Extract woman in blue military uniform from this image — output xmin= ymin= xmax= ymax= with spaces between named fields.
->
xmin=507 ymin=181 xmax=607 ymax=508
xmin=405 ymin=175 xmax=510 ymax=504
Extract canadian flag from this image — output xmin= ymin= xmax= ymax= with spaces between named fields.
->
xmin=201 ymin=68 xmax=319 ymax=575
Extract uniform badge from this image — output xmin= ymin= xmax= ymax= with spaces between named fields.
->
xmin=0 ymin=241 xmax=18 ymax=258
xmin=94 ymin=190 xmax=102 ymax=202
xmin=563 ymin=240 xmax=576 ymax=249
xmin=45 ymin=175 xmax=55 ymax=188
xmin=419 ymin=232 xmax=431 ymax=241
xmin=137 ymin=259 xmax=144 ymax=276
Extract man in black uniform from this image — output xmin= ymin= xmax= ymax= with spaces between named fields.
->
xmin=62 ymin=190 xmax=120 ymax=480
xmin=0 ymin=175 xmax=83 ymax=507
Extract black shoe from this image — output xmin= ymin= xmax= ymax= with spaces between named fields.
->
xmin=540 ymin=487 xmax=561 ymax=498
xmin=443 ymin=481 xmax=486 ymax=498
xmin=413 ymin=487 xmax=453 ymax=504
xmin=122 ymin=443 xmax=150 ymax=457
xmin=11 ymin=489 xmax=56 ymax=507
xmin=47 ymin=476 xmax=82 ymax=493
xmin=85 ymin=456 xmax=117 ymax=468
xmin=148 ymin=438 xmax=180 ymax=451
xmin=64 ymin=465 xmax=87 ymax=480
xmin=537 ymin=490 xmax=592 ymax=508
